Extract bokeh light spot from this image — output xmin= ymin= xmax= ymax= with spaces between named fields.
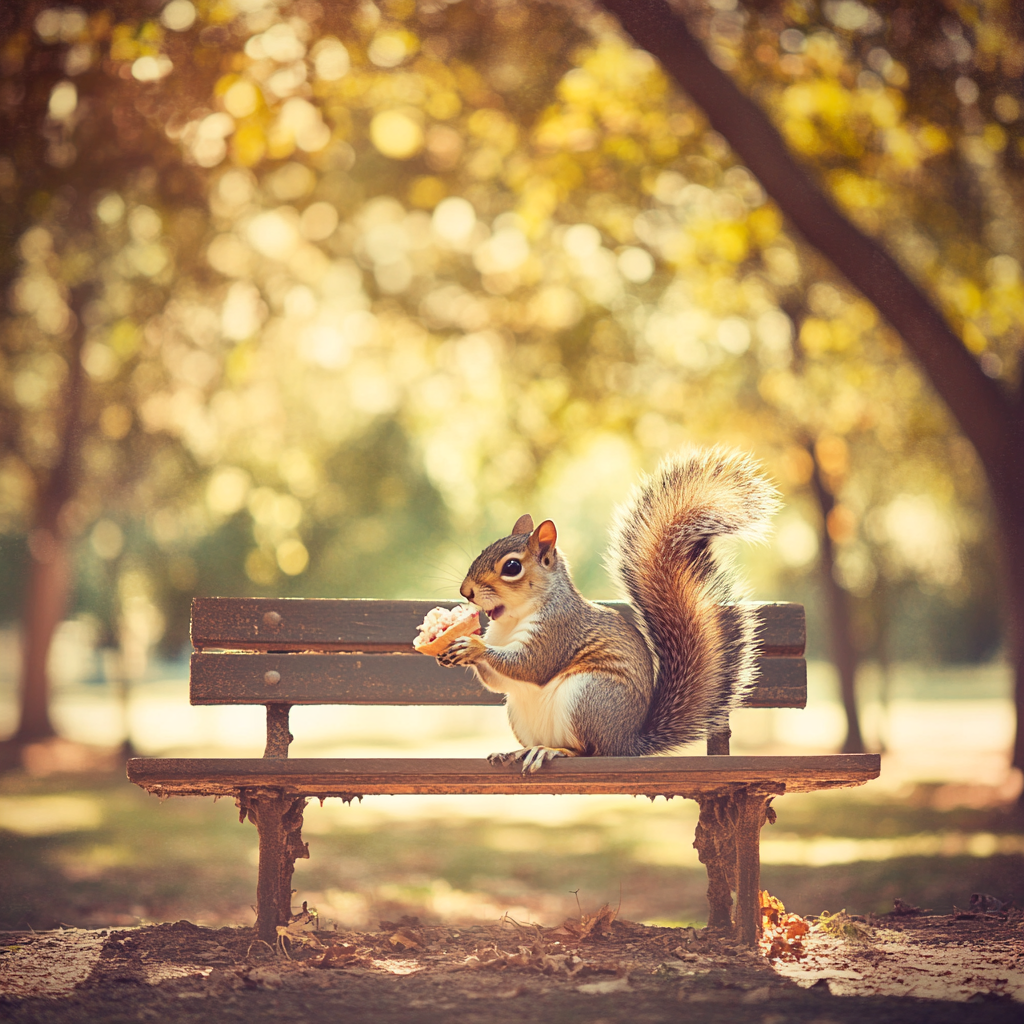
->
xmin=132 ymin=55 xmax=173 ymax=82
xmin=300 ymin=201 xmax=339 ymax=241
xmin=313 ymin=38 xmax=350 ymax=80
xmin=161 ymin=0 xmax=196 ymax=32
xmin=223 ymin=80 xmax=259 ymax=118
xmin=91 ymin=520 xmax=124 ymax=561
xmin=48 ymin=81 xmax=77 ymax=120
xmin=370 ymin=111 xmax=424 ymax=160
xmin=277 ymin=538 xmax=309 ymax=575
xmin=617 ymin=247 xmax=654 ymax=283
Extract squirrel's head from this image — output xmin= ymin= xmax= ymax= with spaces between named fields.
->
xmin=460 ymin=514 xmax=562 ymax=621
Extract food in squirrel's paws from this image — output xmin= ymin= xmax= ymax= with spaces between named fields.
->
xmin=413 ymin=604 xmax=482 ymax=656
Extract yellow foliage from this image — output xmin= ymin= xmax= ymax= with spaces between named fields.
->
xmin=917 ymin=124 xmax=950 ymax=157
xmin=408 ymin=176 xmax=446 ymax=209
xmin=137 ymin=20 xmax=163 ymax=45
xmin=425 ymin=90 xmax=461 ymax=120
xmin=710 ymin=223 xmax=748 ymax=263
xmin=108 ymin=320 xmax=139 ymax=359
xmin=232 ymin=124 xmax=266 ymax=167
xmin=208 ymin=0 xmax=236 ymax=26
xmin=109 ymin=24 xmax=140 ymax=62
xmin=266 ymin=126 xmax=296 ymax=161
xmin=782 ymin=118 xmax=822 ymax=156
xmin=962 ymin=321 xmax=987 ymax=355
xmin=882 ymin=127 xmax=922 ymax=170
xmin=804 ymin=32 xmax=844 ymax=77
xmin=603 ymin=136 xmax=645 ymax=165
xmin=560 ymin=69 xmax=598 ymax=104
xmin=648 ymin=132 xmax=679 ymax=161
xmin=829 ymin=320 xmax=856 ymax=352
xmin=943 ymin=277 xmax=983 ymax=319
xmin=847 ymin=301 xmax=878 ymax=332
xmin=830 ymin=170 xmax=887 ymax=210
xmin=748 ymin=206 xmax=782 ymax=247
xmin=465 ymin=146 xmax=501 ymax=180
xmin=659 ymin=233 xmax=697 ymax=269
xmin=370 ymin=109 xmax=424 ymax=159
xmin=865 ymin=90 xmax=901 ymax=130
xmin=781 ymin=82 xmax=820 ymax=120
xmin=214 ymin=74 xmax=238 ymax=98
xmin=800 ymin=317 xmax=832 ymax=355
xmin=467 ymin=109 xmax=517 ymax=151
xmin=517 ymin=179 xmax=560 ymax=232
xmin=983 ymin=123 xmax=1007 ymax=153
xmin=814 ymin=80 xmax=854 ymax=126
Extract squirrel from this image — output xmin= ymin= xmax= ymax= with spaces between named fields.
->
xmin=437 ymin=446 xmax=781 ymax=772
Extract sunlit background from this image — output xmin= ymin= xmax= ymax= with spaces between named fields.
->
xmin=1 ymin=0 xmax=1022 ymax=929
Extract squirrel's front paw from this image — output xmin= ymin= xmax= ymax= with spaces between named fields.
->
xmin=436 ymin=635 xmax=486 ymax=667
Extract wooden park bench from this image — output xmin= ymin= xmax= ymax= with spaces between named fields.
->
xmin=126 ymin=598 xmax=879 ymax=946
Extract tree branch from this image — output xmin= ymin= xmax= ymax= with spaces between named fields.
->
xmin=596 ymin=0 xmax=1013 ymax=475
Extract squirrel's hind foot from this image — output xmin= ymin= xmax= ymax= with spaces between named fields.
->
xmin=488 ymin=746 xmax=579 ymax=774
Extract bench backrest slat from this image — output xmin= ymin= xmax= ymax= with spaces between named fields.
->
xmin=191 ymin=598 xmax=806 ymax=657
xmin=189 ymin=651 xmax=806 ymax=707
xmin=189 ymin=598 xmax=806 ymax=710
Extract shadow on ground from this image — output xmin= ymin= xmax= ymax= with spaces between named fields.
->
xmin=1 ymin=772 xmax=1022 ymax=931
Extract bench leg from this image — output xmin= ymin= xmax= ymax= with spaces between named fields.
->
xmin=694 ymin=788 xmax=777 ymax=944
xmin=238 ymin=790 xmax=310 ymax=944
xmin=693 ymin=793 xmax=739 ymax=931
xmin=734 ymin=791 xmax=775 ymax=947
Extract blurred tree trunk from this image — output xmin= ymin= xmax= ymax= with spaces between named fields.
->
xmin=600 ymin=0 xmax=1024 ymax=787
xmin=807 ymin=444 xmax=864 ymax=754
xmin=11 ymin=285 xmax=90 ymax=746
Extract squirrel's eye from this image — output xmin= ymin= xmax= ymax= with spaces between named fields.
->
xmin=500 ymin=558 xmax=523 ymax=579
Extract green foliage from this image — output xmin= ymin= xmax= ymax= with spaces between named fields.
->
xmin=815 ymin=907 xmax=872 ymax=941
xmin=0 ymin=0 xmax=1015 ymax=675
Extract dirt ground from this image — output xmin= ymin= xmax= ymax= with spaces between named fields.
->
xmin=2 ymin=908 xmax=1022 ymax=1024
xmin=2 ymin=760 xmax=1024 ymax=1022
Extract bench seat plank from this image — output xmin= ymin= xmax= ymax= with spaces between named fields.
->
xmin=192 ymin=599 xmax=806 ymax=657
xmin=128 ymin=753 xmax=879 ymax=798
xmin=189 ymin=652 xmax=806 ymax=708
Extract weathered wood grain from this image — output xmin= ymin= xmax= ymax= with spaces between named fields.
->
xmin=189 ymin=652 xmax=807 ymax=708
xmin=191 ymin=598 xmax=806 ymax=657
xmin=127 ymin=753 xmax=880 ymax=798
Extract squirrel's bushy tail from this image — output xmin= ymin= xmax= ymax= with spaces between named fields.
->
xmin=606 ymin=447 xmax=780 ymax=754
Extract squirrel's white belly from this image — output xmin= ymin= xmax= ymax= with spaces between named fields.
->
xmin=482 ymin=668 xmax=586 ymax=750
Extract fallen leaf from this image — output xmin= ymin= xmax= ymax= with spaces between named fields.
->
xmin=276 ymin=921 xmax=325 ymax=954
xmin=892 ymin=898 xmax=929 ymax=916
xmin=815 ymin=909 xmax=872 ymax=942
xmin=289 ymin=902 xmax=319 ymax=929
xmin=554 ymin=903 xmax=618 ymax=942
xmin=388 ymin=930 xmax=422 ymax=951
xmin=758 ymin=890 xmax=809 ymax=962
xmin=315 ymin=943 xmax=371 ymax=970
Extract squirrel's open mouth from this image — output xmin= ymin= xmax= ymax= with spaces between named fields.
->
xmin=487 ymin=605 xmax=506 ymax=621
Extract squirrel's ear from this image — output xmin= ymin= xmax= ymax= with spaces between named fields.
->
xmin=511 ymin=514 xmax=534 ymax=536
xmin=531 ymin=520 xmax=557 ymax=559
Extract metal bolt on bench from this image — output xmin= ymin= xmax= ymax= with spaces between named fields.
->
xmin=127 ymin=599 xmax=880 ymax=945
